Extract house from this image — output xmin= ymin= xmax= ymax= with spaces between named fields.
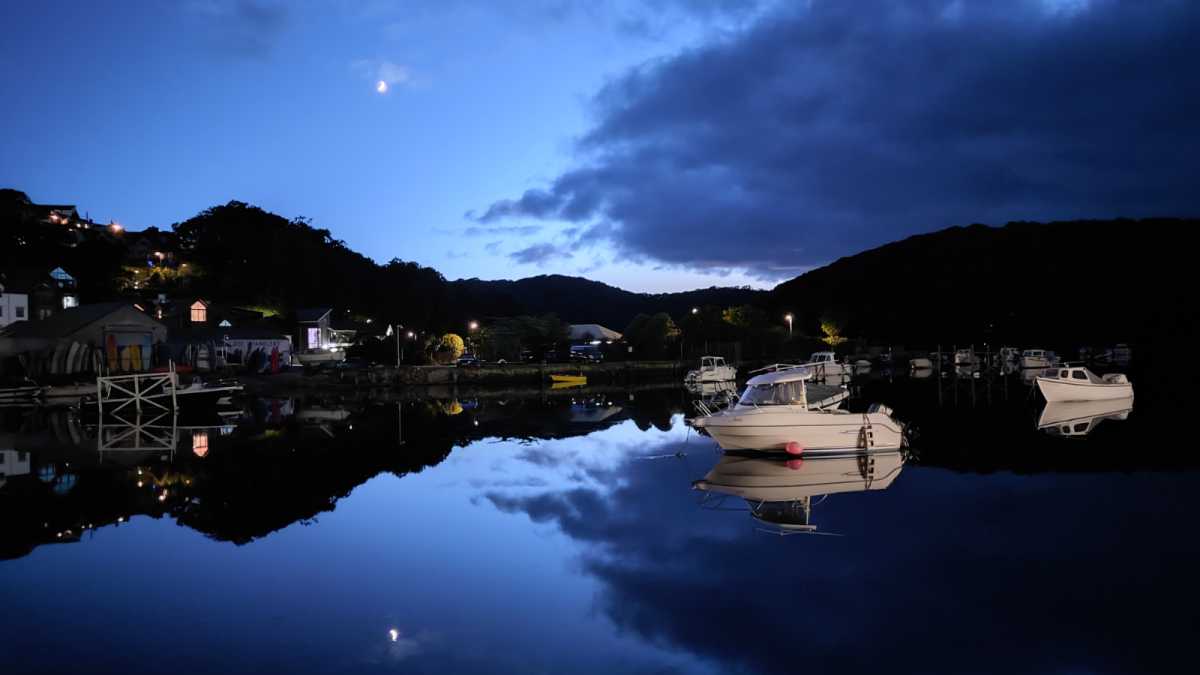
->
xmin=0 ymin=280 xmax=30 ymax=329
xmin=568 ymin=324 xmax=623 ymax=343
xmin=0 ymin=268 xmax=78 ymax=321
xmin=0 ymin=302 xmax=167 ymax=375
xmin=296 ymin=308 xmax=333 ymax=351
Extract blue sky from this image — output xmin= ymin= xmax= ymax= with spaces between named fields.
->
xmin=0 ymin=1 xmax=769 ymax=291
xmin=3 ymin=1 xmax=1196 ymax=292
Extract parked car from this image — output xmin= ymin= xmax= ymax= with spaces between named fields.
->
xmin=455 ymin=354 xmax=482 ymax=368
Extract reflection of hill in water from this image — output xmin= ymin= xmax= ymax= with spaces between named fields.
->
xmin=0 ymin=387 xmax=688 ymax=560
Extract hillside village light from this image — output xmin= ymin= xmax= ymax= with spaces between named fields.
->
xmin=785 ymin=313 xmax=794 ymax=337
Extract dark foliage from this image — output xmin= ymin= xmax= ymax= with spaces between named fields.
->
xmin=769 ymin=219 xmax=1197 ymax=349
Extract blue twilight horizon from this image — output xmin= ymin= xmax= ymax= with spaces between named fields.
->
xmin=2 ymin=1 xmax=1196 ymax=293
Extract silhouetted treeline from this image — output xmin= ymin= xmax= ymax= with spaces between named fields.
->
xmin=770 ymin=219 xmax=1198 ymax=349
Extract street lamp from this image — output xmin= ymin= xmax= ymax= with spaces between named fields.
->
xmin=784 ymin=313 xmax=793 ymax=337
xmin=691 ymin=307 xmax=699 ymax=315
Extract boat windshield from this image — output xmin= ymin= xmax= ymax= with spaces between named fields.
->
xmin=739 ymin=381 xmax=807 ymax=406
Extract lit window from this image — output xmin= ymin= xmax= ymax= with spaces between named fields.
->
xmin=190 ymin=301 xmax=207 ymax=323
xmin=192 ymin=431 xmax=209 ymax=458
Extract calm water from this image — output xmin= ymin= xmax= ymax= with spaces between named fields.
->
xmin=2 ymin=364 xmax=1196 ymax=674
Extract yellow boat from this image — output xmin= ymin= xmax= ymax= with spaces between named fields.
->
xmin=549 ymin=374 xmax=587 ymax=385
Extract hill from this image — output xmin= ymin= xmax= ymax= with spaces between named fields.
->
xmin=769 ymin=218 xmax=1196 ymax=348
xmin=451 ymin=275 xmax=765 ymax=329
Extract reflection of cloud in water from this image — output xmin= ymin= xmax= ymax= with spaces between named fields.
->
xmin=482 ymin=431 xmax=1200 ymax=675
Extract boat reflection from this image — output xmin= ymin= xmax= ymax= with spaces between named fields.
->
xmin=1038 ymin=398 xmax=1134 ymax=438
xmin=693 ymin=450 xmax=905 ymax=534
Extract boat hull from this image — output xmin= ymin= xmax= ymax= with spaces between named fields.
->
xmin=699 ymin=409 xmax=903 ymax=453
xmin=1036 ymin=377 xmax=1133 ymax=402
xmin=684 ymin=366 xmax=737 ymax=383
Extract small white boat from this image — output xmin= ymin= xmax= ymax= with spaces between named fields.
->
xmin=909 ymin=357 xmax=933 ymax=370
xmin=1021 ymin=348 xmax=1057 ymax=369
xmin=1035 ymin=366 xmax=1133 ymax=402
xmin=689 ymin=365 xmax=901 ymax=453
xmin=684 ymin=355 xmax=737 ymax=384
xmin=294 ymin=348 xmax=346 ymax=366
xmin=806 ymin=351 xmax=849 ymax=378
xmin=1038 ymin=397 xmax=1133 ymax=438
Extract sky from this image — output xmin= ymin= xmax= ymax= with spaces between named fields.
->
xmin=1 ymin=0 xmax=1197 ymax=293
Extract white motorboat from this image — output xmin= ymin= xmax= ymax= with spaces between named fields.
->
xmin=1037 ymin=397 xmax=1133 ymax=438
xmin=909 ymin=357 xmax=933 ymax=370
xmin=294 ymin=348 xmax=346 ymax=366
xmin=1035 ymin=366 xmax=1133 ymax=402
xmin=689 ymin=365 xmax=901 ymax=453
xmin=1021 ymin=348 xmax=1057 ymax=369
xmin=806 ymin=351 xmax=849 ymax=378
xmin=684 ymin=355 xmax=737 ymax=385
xmin=693 ymin=451 xmax=904 ymax=533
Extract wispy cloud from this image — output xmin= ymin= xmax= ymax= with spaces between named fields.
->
xmin=184 ymin=0 xmax=290 ymax=59
xmin=351 ymin=58 xmax=415 ymax=92
xmin=509 ymin=243 xmax=573 ymax=266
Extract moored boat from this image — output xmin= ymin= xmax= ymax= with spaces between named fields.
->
xmin=1021 ymin=348 xmax=1058 ymax=369
xmin=1035 ymin=366 xmax=1133 ymax=402
xmin=294 ymin=348 xmax=345 ymax=366
xmin=689 ymin=365 xmax=901 ymax=453
xmin=684 ymin=355 xmax=737 ymax=385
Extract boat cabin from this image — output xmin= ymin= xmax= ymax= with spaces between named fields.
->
xmin=1043 ymin=366 xmax=1128 ymax=385
xmin=698 ymin=355 xmax=727 ymax=371
xmin=809 ymin=352 xmax=839 ymax=364
xmin=738 ymin=367 xmax=815 ymax=407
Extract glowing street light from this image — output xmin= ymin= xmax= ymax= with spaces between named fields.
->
xmin=784 ymin=313 xmax=794 ymax=337
xmin=691 ymin=307 xmax=699 ymax=315
xmin=468 ymin=320 xmax=479 ymax=331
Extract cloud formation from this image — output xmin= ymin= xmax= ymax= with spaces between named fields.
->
xmin=185 ymin=0 xmax=290 ymax=58
xmin=478 ymin=0 xmax=1200 ymax=279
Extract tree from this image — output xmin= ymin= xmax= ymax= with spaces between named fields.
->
xmin=440 ymin=333 xmax=465 ymax=360
xmin=820 ymin=319 xmax=847 ymax=347
xmin=623 ymin=313 xmax=679 ymax=358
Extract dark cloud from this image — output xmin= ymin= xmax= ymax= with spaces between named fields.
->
xmin=479 ymin=0 xmax=1200 ymax=279
xmin=508 ymin=242 xmax=574 ymax=265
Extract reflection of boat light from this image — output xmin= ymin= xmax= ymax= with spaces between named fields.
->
xmin=550 ymin=374 xmax=587 ymax=385
xmin=694 ymin=451 xmax=904 ymax=532
xmin=1038 ymin=397 xmax=1134 ymax=438
xmin=1036 ymin=366 xmax=1133 ymax=402
xmin=690 ymin=366 xmax=899 ymax=453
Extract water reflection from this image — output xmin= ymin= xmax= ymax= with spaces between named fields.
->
xmin=694 ymin=451 xmax=904 ymax=534
xmin=1038 ymin=398 xmax=1134 ymax=438
xmin=1 ymin=365 xmax=1197 ymax=674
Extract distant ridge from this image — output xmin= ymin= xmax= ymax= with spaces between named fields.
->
xmin=451 ymin=274 xmax=765 ymax=329
xmin=768 ymin=218 xmax=1196 ymax=347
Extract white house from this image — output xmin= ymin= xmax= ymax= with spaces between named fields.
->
xmin=0 ymin=284 xmax=30 ymax=329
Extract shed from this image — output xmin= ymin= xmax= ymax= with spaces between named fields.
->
xmin=296 ymin=308 xmax=333 ymax=350
xmin=0 ymin=302 xmax=166 ymax=375
xmin=568 ymin=323 xmax=623 ymax=342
